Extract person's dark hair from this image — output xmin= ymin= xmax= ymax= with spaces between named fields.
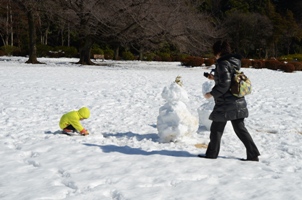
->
xmin=212 ymin=40 xmax=232 ymax=56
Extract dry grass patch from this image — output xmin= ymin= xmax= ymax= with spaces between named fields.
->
xmin=194 ymin=143 xmax=208 ymax=149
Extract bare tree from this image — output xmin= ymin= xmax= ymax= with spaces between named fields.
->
xmin=94 ymin=0 xmax=219 ymax=57
xmin=53 ymin=0 xmax=103 ymax=65
xmin=0 ymin=0 xmax=14 ymax=46
xmin=15 ymin=0 xmax=43 ymax=63
xmin=49 ymin=0 xmax=218 ymax=63
xmin=168 ymin=1 xmax=221 ymax=55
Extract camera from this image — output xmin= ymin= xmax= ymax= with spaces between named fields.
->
xmin=204 ymin=69 xmax=215 ymax=78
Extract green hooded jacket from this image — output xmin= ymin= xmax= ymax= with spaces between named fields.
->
xmin=59 ymin=107 xmax=90 ymax=131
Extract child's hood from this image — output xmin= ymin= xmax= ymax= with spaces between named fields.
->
xmin=78 ymin=107 xmax=90 ymax=119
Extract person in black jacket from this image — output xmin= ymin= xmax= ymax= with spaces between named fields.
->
xmin=199 ymin=40 xmax=260 ymax=161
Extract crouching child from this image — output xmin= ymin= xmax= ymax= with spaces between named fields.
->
xmin=59 ymin=107 xmax=90 ymax=136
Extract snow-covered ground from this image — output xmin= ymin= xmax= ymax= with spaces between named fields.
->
xmin=1 ymin=56 xmax=302 ymax=200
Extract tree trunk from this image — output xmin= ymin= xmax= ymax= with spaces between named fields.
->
xmin=114 ymin=46 xmax=119 ymax=60
xmin=26 ymin=9 xmax=41 ymax=64
xmin=139 ymin=48 xmax=144 ymax=60
xmin=67 ymin=23 xmax=70 ymax=47
xmin=61 ymin=29 xmax=64 ymax=46
xmin=45 ymin=25 xmax=49 ymax=45
xmin=9 ymin=0 xmax=13 ymax=46
xmin=77 ymin=36 xmax=95 ymax=65
xmin=5 ymin=2 xmax=9 ymax=46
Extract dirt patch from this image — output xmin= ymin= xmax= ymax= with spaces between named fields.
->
xmin=194 ymin=143 xmax=208 ymax=149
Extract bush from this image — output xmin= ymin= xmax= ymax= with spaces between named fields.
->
xmin=104 ymin=48 xmax=114 ymax=60
xmin=279 ymin=54 xmax=302 ymax=62
xmin=280 ymin=63 xmax=295 ymax=73
xmin=181 ymin=56 xmax=204 ymax=67
xmin=122 ymin=51 xmax=135 ymax=60
xmin=251 ymin=60 xmax=265 ymax=69
xmin=288 ymin=61 xmax=302 ymax=71
xmin=0 ymin=45 xmax=21 ymax=56
xmin=203 ymin=58 xmax=215 ymax=66
xmin=157 ymin=52 xmax=172 ymax=61
xmin=91 ymin=47 xmax=104 ymax=55
xmin=12 ymin=48 xmax=23 ymax=56
xmin=171 ymin=53 xmax=188 ymax=62
xmin=241 ymin=59 xmax=252 ymax=68
xmin=143 ymin=52 xmax=156 ymax=61
xmin=278 ymin=56 xmax=288 ymax=62
xmin=264 ymin=60 xmax=281 ymax=70
xmin=153 ymin=55 xmax=162 ymax=61
xmin=54 ymin=46 xmax=78 ymax=57
xmin=0 ymin=50 xmax=4 ymax=56
xmin=37 ymin=45 xmax=53 ymax=57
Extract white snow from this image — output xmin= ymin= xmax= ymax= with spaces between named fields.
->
xmin=157 ymin=78 xmax=198 ymax=142
xmin=1 ymin=56 xmax=302 ymax=200
xmin=198 ymin=80 xmax=215 ymax=131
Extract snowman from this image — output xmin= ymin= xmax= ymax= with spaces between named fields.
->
xmin=157 ymin=76 xmax=198 ymax=143
xmin=197 ymin=80 xmax=232 ymax=132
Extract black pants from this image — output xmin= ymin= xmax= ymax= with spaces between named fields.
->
xmin=205 ymin=119 xmax=260 ymax=159
xmin=64 ymin=125 xmax=76 ymax=132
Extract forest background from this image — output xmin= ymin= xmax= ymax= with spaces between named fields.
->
xmin=1 ymin=0 xmax=302 ymax=67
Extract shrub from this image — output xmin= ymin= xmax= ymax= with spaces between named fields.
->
xmin=143 ymin=52 xmax=156 ymax=61
xmin=12 ymin=48 xmax=23 ymax=56
xmin=264 ymin=60 xmax=281 ymax=70
xmin=0 ymin=50 xmax=4 ymax=56
xmin=203 ymin=53 xmax=214 ymax=58
xmin=288 ymin=61 xmax=302 ymax=71
xmin=104 ymin=48 xmax=114 ymax=60
xmin=241 ymin=59 xmax=252 ymax=68
xmin=278 ymin=56 xmax=288 ymax=62
xmin=91 ymin=47 xmax=104 ymax=55
xmin=292 ymin=54 xmax=302 ymax=61
xmin=157 ymin=52 xmax=172 ymax=61
xmin=153 ymin=55 xmax=162 ymax=61
xmin=122 ymin=51 xmax=135 ymax=60
xmin=0 ymin=45 xmax=20 ymax=56
xmin=181 ymin=56 xmax=204 ymax=67
xmin=55 ymin=46 xmax=78 ymax=57
xmin=280 ymin=63 xmax=295 ymax=73
xmin=279 ymin=54 xmax=302 ymax=62
xmin=37 ymin=45 xmax=53 ymax=57
xmin=203 ymin=58 xmax=215 ymax=66
xmin=171 ymin=53 xmax=189 ymax=62
xmin=278 ymin=63 xmax=286 ymax=71
xmin=251 ymin=60 xmax=264 ymax=69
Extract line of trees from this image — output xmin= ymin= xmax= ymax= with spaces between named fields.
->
xmin=0 ymin=0 xmax=302 ymax=64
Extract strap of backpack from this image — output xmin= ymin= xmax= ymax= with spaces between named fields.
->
xmin=226 ymin=60 xmax=236 ymax=77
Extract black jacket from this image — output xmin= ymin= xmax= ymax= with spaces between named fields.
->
xmin=209 ymin=54 xmax=249 ymax=122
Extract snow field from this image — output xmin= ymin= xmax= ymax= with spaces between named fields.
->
xmin=0 ymin=56 xmax=302 ymax=200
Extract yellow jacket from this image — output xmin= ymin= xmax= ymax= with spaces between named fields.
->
xmin=59 ymin=107 xmax=90 ymax=131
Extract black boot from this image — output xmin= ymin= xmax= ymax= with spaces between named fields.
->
xmin=240 ymin=156 xmax=259 ymax=162
xmin=197 ymin=154 xmax=217 ymax=159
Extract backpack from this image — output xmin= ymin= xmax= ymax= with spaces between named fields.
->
xmin=230 ymin=69 xmax=252 ymax=97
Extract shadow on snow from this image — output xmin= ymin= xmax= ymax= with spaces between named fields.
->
xmin=102 ymin=131 xmax=159 ymax=142
xmin=83 ymin=143 xmax=196 ymax=158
